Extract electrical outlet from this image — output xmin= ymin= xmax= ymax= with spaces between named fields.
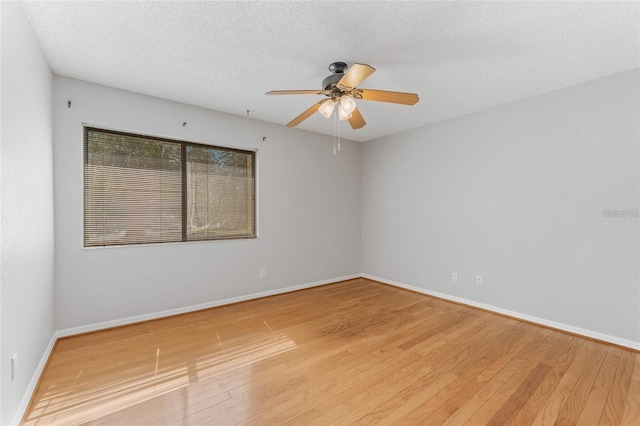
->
xmin=259 ymin=268 xmax=266 ymax=279
xmin=452 ymin=272 xmax=458 ymax=283
xmin=476 ymin=275 xmax=483 ymax=286
xmin=11 ymin=353 xmax=18 ymax=381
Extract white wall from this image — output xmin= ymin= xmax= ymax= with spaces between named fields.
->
xmin=362 ymin=69 xmax=640 ymax=344
xmin=1 ymin=2 xmax=55 ymax=424
xmin=53 ymin=76 xmax=361 ymax=331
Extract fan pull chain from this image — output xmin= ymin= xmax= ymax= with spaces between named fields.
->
xmin=338 ymin=118 xmax=341 ymax=152
xmin=333 ymin=112 xmax=340 ymax=155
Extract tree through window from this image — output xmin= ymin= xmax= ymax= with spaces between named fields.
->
xmin=84 ymin=127 xmax=256 ymax=247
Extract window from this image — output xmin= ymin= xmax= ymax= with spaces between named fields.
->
xmin=84 ymin=127 xmax=256 ymax=247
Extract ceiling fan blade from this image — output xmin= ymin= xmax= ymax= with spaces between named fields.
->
xmin=337 ymin=64 xmax=376 ymax=91
xmin=286 ymin=100 xmax=326 ymax=127
xmin=266 ymin=90 xmax=326 ymax=95
xmin=357 ymin=89 xmax=419 ymax=105
xmin=348 ymin=107 xmax=366 ymax=129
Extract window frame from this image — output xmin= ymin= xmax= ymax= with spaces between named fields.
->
xmin=83 ymin=126 xmax=257 ymax=247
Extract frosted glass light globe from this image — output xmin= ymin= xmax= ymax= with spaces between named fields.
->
xmin=339 ymin=95 xmax=357 ymax=114
xmin=318 ymin=99 xmax=336 ymax=118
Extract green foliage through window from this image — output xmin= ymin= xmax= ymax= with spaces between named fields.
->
xmin=84 ymin=127 xmax=256 ymax=247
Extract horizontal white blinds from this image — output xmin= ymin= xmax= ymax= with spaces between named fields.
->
xmin=186 ymin=145 xmax=255 ymax=240
xmin=84 ymin=127 xmax=255 ymax=247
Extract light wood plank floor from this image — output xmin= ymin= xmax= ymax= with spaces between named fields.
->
xmin=23 ymin=278 xmax=639 ymax=425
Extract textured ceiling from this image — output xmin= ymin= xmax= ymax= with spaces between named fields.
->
xmin=22 ymin=1 xmax=640 ymax=142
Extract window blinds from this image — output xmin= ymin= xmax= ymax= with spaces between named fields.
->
xmin=84 ymin=127 xmax=255 ymax=247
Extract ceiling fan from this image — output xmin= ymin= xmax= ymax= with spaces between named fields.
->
xmin=266 ymin=62 xmax=419 ymax=129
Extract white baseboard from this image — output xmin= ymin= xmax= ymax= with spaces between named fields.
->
xmin=361 ymin=273 xmax=640 ymax=351
xmin=11 ymin=334 xmax=57 ymax=426
xmin=56 ymin=274 xmax=360 ymax=338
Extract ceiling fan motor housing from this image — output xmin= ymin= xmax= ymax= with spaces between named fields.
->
xmin=322 ymin=74 xmax=343 ymax=91
xmin=323 ymin=62 xmax=349 ymax=90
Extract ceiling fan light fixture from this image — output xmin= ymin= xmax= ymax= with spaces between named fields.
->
xmin=338 ymin=105 xmax=352 ymax=121
xmin=339 ymin=95 xmax=357 ymax=114
xmin=318 ymin=99 xmax=335 ymax=118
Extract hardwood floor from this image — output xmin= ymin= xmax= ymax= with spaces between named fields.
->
xmin=22 ymin=278 xmax=639 ymax=425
